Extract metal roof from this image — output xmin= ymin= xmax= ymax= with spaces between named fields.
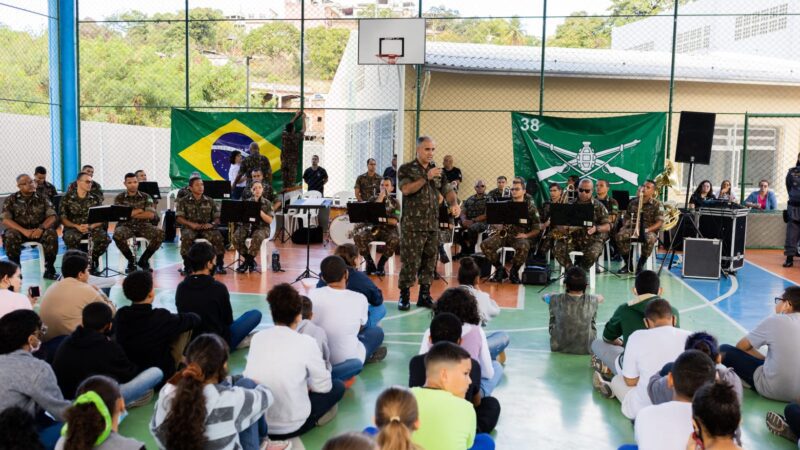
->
xmin=424 ymin=42 xmax=800 ymax=86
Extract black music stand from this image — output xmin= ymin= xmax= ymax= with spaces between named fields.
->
xmin=291 ymin=198 xmax=332 ymax=283
xmin=138 ymin=182 xmax=161 ymax=200
xmin=612 ymin=190 xmax=631 ymax=212
xmin=348 ymin=202 xmax=388 ymax=225
xmin=550 ymin=203 xmax=594 ymax=227
xmin=203 ymin=180 xmax=232 ymax=199
xmin=88 ymin=205 xmax=132 ymax=277
xmin=220 ymin=200 xmax=263 ymax=272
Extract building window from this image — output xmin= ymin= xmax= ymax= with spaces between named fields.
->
xmin=676 ymin=26 xmax=711 ymax=54
xmin=734 ymin=3 xmax=788 ymax=41
xmin=627 ymin=41 xmax=655 ymax=52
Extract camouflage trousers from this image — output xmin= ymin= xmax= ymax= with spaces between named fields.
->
xmin=180 ymin=228 xmax=226 ymax=257
xmin=233 ymin=225 xmax=270 ymax=257
xmin=112 ymin=222 xmax=165 ymax=260
xmin=616 ymin=228 xmax=658 ymax=259
xmin=456 ymin=222 xmax=488 ymax=255
xmin=554 ymin=237 xmax=605 ymax=271
xmin=480 ymin=234 xmax=530 ymax=267
xmin=3 ymin=228 xmax=58 ymax=263
xmin=64 ymin=227 xmax=110 ymax=259
xmin=353 ymin=226 xmax=399 ymax=258
xmin=282 ymin=153 xmax=299 ymax=187
xmin=399 ymin=230 xmax=438 ymax=290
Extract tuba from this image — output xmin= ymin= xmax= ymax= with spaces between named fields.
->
xmin=653 ymin=161 xmax=681 ymax=232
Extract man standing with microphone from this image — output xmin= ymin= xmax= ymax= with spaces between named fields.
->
xmin=397 ymin=136 xmax=460 ymax=311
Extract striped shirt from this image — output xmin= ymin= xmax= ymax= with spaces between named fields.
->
xmin=151 ymin=381 xmax=273 ymax=450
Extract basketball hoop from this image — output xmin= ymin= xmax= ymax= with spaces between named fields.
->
xmin=377 ymin=54 xmax=400 ymax=65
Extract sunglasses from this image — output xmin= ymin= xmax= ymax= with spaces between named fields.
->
xmin=578 ymin=188 xmax=592 ymax=193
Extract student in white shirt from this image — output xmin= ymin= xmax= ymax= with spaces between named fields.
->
xmin=308 ymin=256 xmax=387 ymax=381
xmin=244 ymin=284 xmax=344 ymax=439
xmin=593 ymin=299 xmax=692 ymax=419
xmin=635 ymin=350 xmax=717 ymax=450
xmin=0 ymin=261 xmax=35 ymax=318
xmin=297 ymin=295 xmax=331 ymax=370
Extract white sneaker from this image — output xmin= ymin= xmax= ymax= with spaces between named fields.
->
xmin=260 ymin=439 xmax=292 ymax=450
xmin=592 ymin=371 xmax=614 ymax=399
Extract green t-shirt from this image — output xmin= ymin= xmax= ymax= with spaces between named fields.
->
xmin=411 ymin=387 xmax=476 ymax=450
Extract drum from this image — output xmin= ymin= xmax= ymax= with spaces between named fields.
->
xmin=329 ymin=215 xmax=356 ymax=246
xmin=329 ymin=206 xmax=348 ymax=222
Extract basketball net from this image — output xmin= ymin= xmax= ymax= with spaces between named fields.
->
xmin=376 ymin=54 xmax=400 ymax=65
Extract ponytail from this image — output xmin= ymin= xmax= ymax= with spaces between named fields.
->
xmin=162 ymin=334 xmax=229 ymax=450
xmin=62 ymin=376 xmax=119 ymax=450
xmin=374 ymin=387 xmax=420 ymax=450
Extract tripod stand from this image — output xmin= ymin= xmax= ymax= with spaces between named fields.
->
xmin=658 ymin=158 xmax=703 ymax=274
xmin=291 ymin=198 xmax=330 ymax=283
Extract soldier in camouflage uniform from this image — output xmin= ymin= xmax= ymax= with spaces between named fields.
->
xmin=398 ymin=136 xmax=460 ymax=310
xmin=175 ymin=177 xmax=227 ymax=275
xmin=242 ymin=169 xmax=278 ymax=203
xmin=280 ymin=112 xmax=304 ymax=188
xmin=538 ymin=183 xmax=563 ymax=255
xmin=616 ymin=180 xmax=664 ymax=274
xmin=554 ymin=179 xmax=611 ymax=271
xmin=456 ymin=179 xmax=489 ymax=257
xmin=353 ymin=177 xmax=400 ymax=276
xmin=595 ymin=179 xmax=621 ymax=261
xmin=237 ymin=142 xmax=273 ymax=186
xmin=481 ymin=178 xmax=540 ymax=284
xmin=60 ymin=172 xmax=110 ymax=273
xmin=33 ymin=166 xmax=58 ymax=201
xmin=2 ymin=174 xmax=59 ymax=279
xmin=233 ymin=181 xmax=274 ymax=273
xmin=354 ymin=159 xmax=382 ymax=202
xmin=112 ymin=173 xmax=165 ymax=273
xmin=66 ymin=165 xmax=103 ymax=196
xmin=487 ymin=176 xmax=509 ymax=201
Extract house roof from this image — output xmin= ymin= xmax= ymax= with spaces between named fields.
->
xmin=424 ymin=42 xmax=800 ymax=86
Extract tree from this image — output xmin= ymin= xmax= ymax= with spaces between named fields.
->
xmin=243 ymin=22 xmax=300 ymax=59
xmin=306 ymin=26 xmax=350 ymax=80
xmin=547 ymin=12 xmax=610 ymax=49
xmin=430 ymin=17 xmax=539 ymax=46
xmin=356 ymin=4 xmax=395 ymax=18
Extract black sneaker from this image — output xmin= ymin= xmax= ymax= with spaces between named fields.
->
xmin=398 ymin=289 xmax=411 ymax=311
xmin=366 ymin=346 xmax=388 ymax=363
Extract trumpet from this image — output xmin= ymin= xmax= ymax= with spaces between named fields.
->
xmin=630 ymin=188 xmax=645 ymax=240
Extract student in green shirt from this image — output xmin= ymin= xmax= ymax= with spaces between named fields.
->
xmin=411 ymin=342 xmax=495 ymax=450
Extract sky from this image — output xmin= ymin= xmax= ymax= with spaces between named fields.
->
xmin=0 ymin=0 xmax=613 ymax=33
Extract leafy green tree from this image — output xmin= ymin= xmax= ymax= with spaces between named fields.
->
xmin=243 ymin=22 xmax=300 ymax=59
xmin=305 ymin=26 xmax=350 ymax=80
xmin=547 ymin=12 xmax=610 ymax=48
xmin=356 ymin=4 xmax=395 ymax=18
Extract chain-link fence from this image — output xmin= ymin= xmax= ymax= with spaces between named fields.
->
xmin=3 ymin=0 xmax=800 ymax=203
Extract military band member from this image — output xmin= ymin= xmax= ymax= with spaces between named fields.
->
xmin=354 ymin=158 xmax=382 ymax=202
xmin=233 ymin=181 xmax=274 ymax=273
xmin=60 ymin=172 xmax=110 ymax=274
xmin=553 ymin=179 xmax=611 ymax=271
xmin=487 ymin=176 xmax=509 ymax=201
xmin=2 ymin=174 xmax=59 ymax=279
xmin=353 ymin=177 xmax=400 ymax=276
xmin=595 ymin=179 xmax=619 ymax=227
xmin=175 ymin=177 xmax=227 ymax=275
xmin=616 ymin=180 xmax=663 ymax=274
xmin=537 ymin=183 xmax=563 ymax=254
xmin=398 ymin=136 xmax=460 ymax=311
xmin=134 ymin=170 xmax=147 ymax=182
xmin=236 ymin=142 xmax=272 ymax=186
xmin=176 ymin=171 xmax=201 ymax=200
xmin=481 ymin=178 xmax=541 ymax=284
xmin=66 ymin=164 xmax=103 ymax=196
xmin=456 ymin=179 xmax=489 ymax=258
xmin=33 ymin=166 xmax=57 ymax=201
xmin=112 ymin=173 xmax=165 ymax=273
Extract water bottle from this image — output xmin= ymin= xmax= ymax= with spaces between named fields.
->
xmin=271 ymin=250 xmax=282 ymax=272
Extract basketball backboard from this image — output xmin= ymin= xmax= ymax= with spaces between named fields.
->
xmin=358 ymin=18 xmax=426 ymax=65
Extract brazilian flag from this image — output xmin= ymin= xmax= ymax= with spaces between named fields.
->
xmin=169 ymin=109 xmax=298 ymax=192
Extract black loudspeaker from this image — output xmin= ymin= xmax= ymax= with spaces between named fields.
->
xmin=291 ymin=227 xmax=323 ymax=244
xmin=675 ymin=111 xmax=716 ymax=165
xmin=522 ymin=266 xmax=550 ymax=285
xmin=698 ymin=209 xmax=748 ymax=272
xmin=683 ymin=238 xmax=721 ymax=279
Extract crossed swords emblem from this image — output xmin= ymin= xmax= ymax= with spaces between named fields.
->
xmin=534 ymin=138 xmax=641 ymax=186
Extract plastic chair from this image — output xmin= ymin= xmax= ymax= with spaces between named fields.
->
xmin=560 ymin=251 xmax=596 ymax=289
xmin=631 ymin=242 xmax=656 ymax=271
xmin=118 ymin=237 xmax=149 ymax=272
xmin=21 ymin=241 xmax=46 ymax=274
xmin=234 ymin=220 xmax=278 ymax=271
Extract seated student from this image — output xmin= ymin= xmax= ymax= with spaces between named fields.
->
xmin=297 ymin=295 xmax=331 ymax=370
xmin=322 ymin=433 xmax=378 ymax=450
xmin=38 ymin=251 xmax=117 ymax=354
xmin=457 ymin=257 xmax=508 ymax=362
xmin=52 ymin=302 xmax=162 ymax=407
xmin=367 ymin=386 xmax=421 ymax=450
xmin=243 ymin=283 xmax=344 ymax=440
xmin=548 ymin=266 xmax=603 ymax=355
xmin=308 ymin=255 xmax=387 ymax=381
xmin=419 ymin=288 xmax=501 ymax=397
xmin=593 ymin=299 xmax=692 ymax=420
xmin=411 ymin=342 xmax=495 ymax=450
xmin=591 ymin=270 xmax=679 ymax=377
xmin=647 ymin=331 xmax=743 ymax=406
xmin=635 ymin=350 xmax=717 ymax=450
xmin=688 ymin=382 xmax=744 ymax=450
xmin=0 ymin=260 xmax=35 ymax=318
xmin=410 ymin=313 xmax=500 ymax=434
xmin=176 ymin=242 xmax=262 ymax=349
xmin=720 ymin=286 xmax=800 ymax=403
xmin=0 ymin=407 xmax=44 ymax=450
xmin=0 ymin=310 xmax=70 ymax=449
xmin=55 ymin=375 xmax=146 ymax=450
xmin=767 ymin=402 xmax=800 ymax=444
xmin=317 ymin=244 xmax=386 ymax=328
xmin=151 ymin=334 xmax=275 ymax=450
xmin=115 ymin=270 xmax=200 ymax=382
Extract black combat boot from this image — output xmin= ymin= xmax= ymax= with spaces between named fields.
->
xmin=509 ymin=264 xmax=522 ymax=284
xmin=215 ymin=254 xmax=227 ymax=275
xmin=236 ymin=255 xmax=250 ymax=273
xmin=417 ymin=284 xmax=434 ymax=309
xmin=398 ymin=288 xmax=411 ymax=311
xmin=438 ymin=244 xmax=450 ymax=264
xmin=125 ymin=256 xmax=137 ymax=274
xmin=137 ymin=248 xmax=156 ymax=272
xmin=617 ymin=254 xmax=633 ymax=274
xmin=90 ymin=257 xmax=102 ymax=276
xmin=490 ymin=263 xmax=507 ymax=282
xmin=783 ymin=256 xmax=794 ymax=268
xmin=247 ymin=255 xmax=258 ymax=272
xmin=179 ymin=258 xmax=190 ymax=276
xmin=43 ymin=258 xmax=58 ymax=280
xmin=375 ymin=255 xmax=388 ymax=276
xmin=635 ymin=257 xmax=647 ymax=275
xmin=364 ymin=254 xmax=377 ymax=275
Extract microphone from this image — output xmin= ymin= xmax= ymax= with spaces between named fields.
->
xmin=429 ymin=161 xmax=441 ymax=183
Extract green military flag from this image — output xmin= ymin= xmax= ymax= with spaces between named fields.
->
xmin=170 ymin=109 xmax=299 ymax=192
xmin=512 ymin=112 xmax=666 ymax=205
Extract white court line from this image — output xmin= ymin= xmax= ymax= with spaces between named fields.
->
xmin=745 ymin=260 xmax=800 ymax=287
xmin=678 ymin=274 xmax=738 ymax=313
xmin=381 ymin=308 xmax=428 ymax=322
xmin=666 ymin=270 xmax=747 ymax=333
xmin=384 ymin=340 xmax=422 ymax=346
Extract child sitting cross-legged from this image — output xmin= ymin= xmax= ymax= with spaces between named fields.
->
xmin=547 ymin=266 xmax=603 ymax=355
